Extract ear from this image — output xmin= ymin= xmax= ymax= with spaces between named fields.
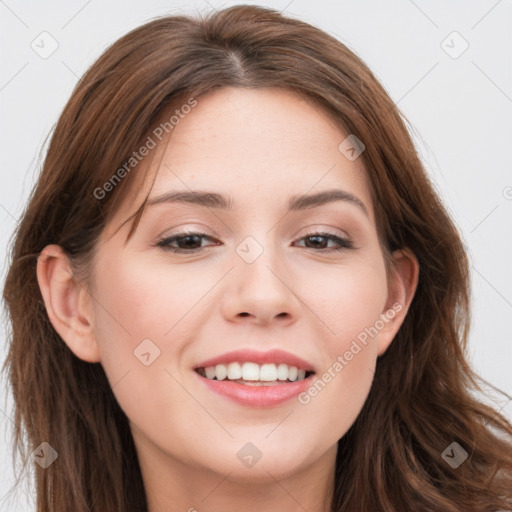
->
xmin=376 ymin=247 xmax=419 ymax=356
xmin=36 ymin=244 xmax=101 ymax=363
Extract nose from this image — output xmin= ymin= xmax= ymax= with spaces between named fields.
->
xmin=219 ymin=239 xmax=301 ymax=326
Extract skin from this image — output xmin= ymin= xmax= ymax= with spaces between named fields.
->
xmin=37 ymin=87 xmax=419 ymax=511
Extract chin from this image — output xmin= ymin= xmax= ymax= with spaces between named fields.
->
xmin=194 ymin=435 xmax=321 ymax=481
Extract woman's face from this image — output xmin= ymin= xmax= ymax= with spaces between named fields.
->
xmin=85 ymin=87 xmax=412 ymax=483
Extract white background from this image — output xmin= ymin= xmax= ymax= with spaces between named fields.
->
xmin=1 ymin=0 xmax=511 ymax=509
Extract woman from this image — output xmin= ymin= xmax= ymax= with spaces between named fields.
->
xmin=3 ymin=4 xmax=512 ymax=511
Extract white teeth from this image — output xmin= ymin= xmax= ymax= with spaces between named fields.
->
xmin=242 ymin=362 xmax=260 ymax=381
xmin=227 ymin=362 xmax=242 ymax=380
xmin=259 ymin=364 xmax=277 ymax=381
xmin=205 ymin=366 xmax=216 ymax=379
xmin=276 ymin=363 xmax=289 ymax=380
xmin=215 ymin=364 xmax=227 ymax=381
xmin=201 ymin=362 xmax=310 ymax=383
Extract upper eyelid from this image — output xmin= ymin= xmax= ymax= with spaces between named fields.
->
xmin=156 ymin=220 xmax=353 ymax=239
xmin=150 ymin=211 xmax=361 ymax=244
xmin=157 ymin=229 xmax=351 ymax=241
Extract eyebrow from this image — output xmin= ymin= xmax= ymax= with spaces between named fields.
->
xmin=146 ymin=188 xmax=369 ymax=217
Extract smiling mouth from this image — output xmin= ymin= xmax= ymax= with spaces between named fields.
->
xmin=195 ymin=362 xmax=314 ymax=386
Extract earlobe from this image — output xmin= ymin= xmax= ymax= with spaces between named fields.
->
xmin=36 ymin=244 xmax=101 ymax=363
xmin=377 ymin=248 xmax=419 ymax=356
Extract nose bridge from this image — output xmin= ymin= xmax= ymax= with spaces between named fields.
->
xmin=236 ymin=232 xmax=286 ymax=294
xmin=222 ymin=231 xmax=300 ymax=324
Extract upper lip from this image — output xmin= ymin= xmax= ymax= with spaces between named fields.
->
xmin=193 ymin=348 xmax=315 ymax=372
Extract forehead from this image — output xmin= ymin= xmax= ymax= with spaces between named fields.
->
xmin=160 ymin=89 xmax=369 ymax=196
xmin=109 ymin=87 xmax=375 ymax=232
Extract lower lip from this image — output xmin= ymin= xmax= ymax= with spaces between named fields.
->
xmin=195 ymin=372 xmax=314 ymax=407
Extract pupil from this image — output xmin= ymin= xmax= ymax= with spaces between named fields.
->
xmin=308 ymin=235 xmax=325 ymax=248
xmin=182 ymin=235 xmax=200 ymax=248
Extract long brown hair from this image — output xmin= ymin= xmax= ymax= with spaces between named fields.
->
xmin=3 ymin=5 xmax=512 ymax=511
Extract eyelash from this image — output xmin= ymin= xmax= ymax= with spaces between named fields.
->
xmin=156 ymin=230 xmax=355 ymax=254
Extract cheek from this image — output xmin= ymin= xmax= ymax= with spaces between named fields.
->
xmin=303 ymin=255 xmax=389 ymax=349
xmin=292 ymin=257 xmax=387 ymax=438
xmin=91 ymin=253 xmax=207 ymax=345
xmin=88 ymin=256 xmax=203 ymax=437
xmin=89 ymin=251 xmax=223 ymax=384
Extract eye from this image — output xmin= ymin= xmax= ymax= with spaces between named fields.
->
xmin=156 ymin=230 xmax=354 ymax=254
xmin=293 ymin=231 xmax=354 ymax=253
xmin=156 ymin=231 xmax=219 ymax=253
